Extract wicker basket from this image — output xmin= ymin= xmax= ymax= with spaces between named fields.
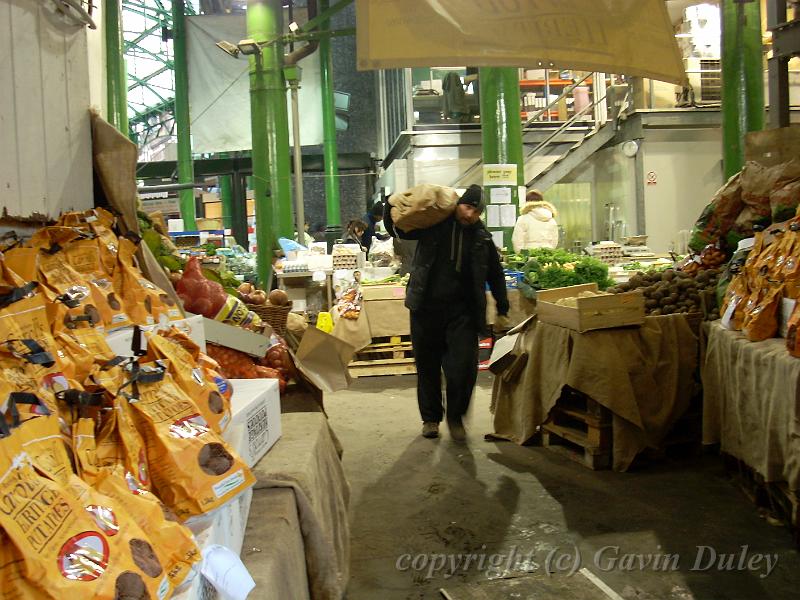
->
xmin=248 ymin=301 xmax=293 ymax=335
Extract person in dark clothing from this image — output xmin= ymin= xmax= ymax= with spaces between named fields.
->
xmin=361 ymin=203 xmax=390 ymax=252
xmin=342 ymin=219 xmax=368 ymax=251
xmin=384 ymin=184 xmax=510 ymax=441
xmin=312 ymin=224 xmax=327 ymax=242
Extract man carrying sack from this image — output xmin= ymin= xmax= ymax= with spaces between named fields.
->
xmin=384 ymin=184 xmax=510 ymax=441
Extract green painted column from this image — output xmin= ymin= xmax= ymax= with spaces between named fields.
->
xmin=722 ymin=0 xmax=764 ymax=179
xmin=248 ymin=0 xmax=276 ymax=286
xmin=479 ymin=67 xmax=525 ymax=249
xmin=261 ymin=0 xmax=294 ymax=239
xmin=320 ymin=0 xmax=342 ymax=239
xmin=172 ymin=0 xmax=197 ymax=231
xmin=104 ymin=0 xmax=125 ymax=131
xmin=219 ymin=175 xmax=233 ymax=230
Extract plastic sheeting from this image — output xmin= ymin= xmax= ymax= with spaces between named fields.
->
xmin=186 ymin=14 xmax=324 ymax=154
xmin=356 ymin=0 xmax=686 ymax=84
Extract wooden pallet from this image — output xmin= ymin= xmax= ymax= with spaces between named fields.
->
xmin=723 ymin=453 xmax=800 ymax=546
xmin=349 ymin=335 xmax=417 ymax=378
xmin=540 ymin=387 xmax=612 ymax=470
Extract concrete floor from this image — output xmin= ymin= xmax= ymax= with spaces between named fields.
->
xmin=326 ymin=373 xmax=800 ymax=600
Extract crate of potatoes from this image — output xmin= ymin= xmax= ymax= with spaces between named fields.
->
xmin=536 ymin=283 xmax=645 ymax=333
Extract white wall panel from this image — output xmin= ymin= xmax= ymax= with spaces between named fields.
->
xmin=0 ymin=1 xmax=93 ymax=220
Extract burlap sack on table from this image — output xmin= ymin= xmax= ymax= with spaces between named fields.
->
xmin=388 ymin=184 xmax=458 ymax=232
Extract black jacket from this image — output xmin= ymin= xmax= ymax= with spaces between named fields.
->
xmin=384 ymin=202 xmax=509 ymax=335
xmin=361 ymin=213 xmax=389 ymax=252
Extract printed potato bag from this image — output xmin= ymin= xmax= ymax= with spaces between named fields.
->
xmin=743 ymin=284 xmax=783 ymax=342
xmin=120 ymin=363 xmax=254 ymax=521
xmin=0 ymin=528 xmax=50 ymax=599
xmin=146 ymin=330 xmax=231 ymax=433
xmin=0 ymin=415 xmax=172 ymax=600
xmin=115 ymin=238 xmax=181 ymax=327
xmin=73 ymin=419 xmax=201 ymax=590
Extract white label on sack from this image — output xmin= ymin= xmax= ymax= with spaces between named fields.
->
xmin=212 ymin=469 xmax=246 ymax=499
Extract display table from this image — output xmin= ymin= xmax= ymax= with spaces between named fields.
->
xmin=491 ymin=315 xmax=698 ymax=470
xmin=241 ymin=412 xmax=350 ymax=600
xmin=702 ymin=322 xmax=800 ymax=490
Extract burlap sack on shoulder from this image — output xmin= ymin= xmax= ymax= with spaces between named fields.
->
xmin=388 ymin=184 xmax=458 ymax=232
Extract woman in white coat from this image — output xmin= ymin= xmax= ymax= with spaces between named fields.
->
xmin=512 ymin=190 xmax=559 ymax=251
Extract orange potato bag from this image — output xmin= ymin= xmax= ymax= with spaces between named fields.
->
xmin=73 ymin=418 xmax=201 ymax=590
xmin=146 ymin=329 xmax=232 ymax=433
xmin=119 ymin=362 xmax=255 ymax=521
xmin=1 ymin=415 xmax=172 ymax=599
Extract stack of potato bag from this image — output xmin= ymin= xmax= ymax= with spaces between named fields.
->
xmin=0 ymin=209 xmax=255 ymax=598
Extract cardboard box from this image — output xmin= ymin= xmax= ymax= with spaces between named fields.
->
xmin=363 ymin=298 xmax=410 ymax=337
xmin=194 ymin=315 xmax=274 ymax=357
xmin=361 ymin=285 xmax=406 ymax=301
xmin=204 ymin=202 xmax=222 ymax=219
xmin=202 ymin=192 xmax=220 ymax=203
xmin=196 ymin=218 xmax=222 ymax=231
xmin=536 ymin=283 xmax=645 ymax=333
xmin=223 ymin=378 xmax=282 ymax=468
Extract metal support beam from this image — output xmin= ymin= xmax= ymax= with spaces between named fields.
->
xmin=172 ymin=0 xmax=197 ymax=231
xmin=320 ymin=0 xmax=342 ymax=242
xmin=231 ymin=170 xmax=249 ymax=249
xmin=721 ymin=0 xmax=765 ymax=178
xmin=104 ymin=0 xmax=126 ymax=131
xmin=479 ymin=67 xmax=524 ymax=249
xmin=248 ymin=0 xmax=276 ymax=286
xmin=219 ymin=174 xmax=233 ymax=230
xmin=288 ymin=77 xmax=306 ymax=244
xmin=768 ymin=0 xmax=799 ymax=128
xmin=300 ymin=0 xmax=352 ymax=33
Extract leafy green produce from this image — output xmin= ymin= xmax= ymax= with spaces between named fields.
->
xmin=573 ymin=257 xmax=614 ymax=290
xmin=537 ymin=265 xmax=583 ymax=289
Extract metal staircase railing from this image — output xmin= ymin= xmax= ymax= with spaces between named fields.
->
xmin=450 ymin=73 xmax=604 ymax=189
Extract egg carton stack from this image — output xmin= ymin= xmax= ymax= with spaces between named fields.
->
xmin=590 ymin=243 xmax=623 ymax=265
xmin=332 ymin=244 xmax=364 ymax=270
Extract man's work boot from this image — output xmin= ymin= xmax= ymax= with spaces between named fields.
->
xmin=447 ymin=418 xmax=466 ymax=442
xmin=422 ymin=422 xmax=439 ymax=439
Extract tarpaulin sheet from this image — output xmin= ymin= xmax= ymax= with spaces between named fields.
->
xmin=186 ymin=14 xmax=323 ymax=154
xmin=356 ymin=0 xmax=686 ymax=84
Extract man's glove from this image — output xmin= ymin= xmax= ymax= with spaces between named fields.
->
xmin=494 ymin=314 xmax=512 ymax=332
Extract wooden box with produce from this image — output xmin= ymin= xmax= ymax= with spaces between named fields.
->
xmin=536 ymin=283 xmax=645 ymax=333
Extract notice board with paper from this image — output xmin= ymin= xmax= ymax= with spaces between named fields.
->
xmin=356 ymin=0 xmax=686 ymax=84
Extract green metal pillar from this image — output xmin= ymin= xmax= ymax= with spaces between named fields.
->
xmin=320 ymin=0 xmax=342 ymax=240
xmin=104 ymin=0 xmax=126 ymax=131
xmin=261 ymin=0 xmax=294 ymax=239
xmin=722 ymin=0 xmax=764 ymax=179
xmin=219 ymin=175 xmax=233 ymax=230
xmin=479 ymin=67 xmax=524 ymax=249
xmin=248 ymin=0 xmax=275 ymax=286
xmin=172 ymin=0 xmax=197 ymax=231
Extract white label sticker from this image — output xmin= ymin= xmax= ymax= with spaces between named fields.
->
xmin=246 ymin=407 xmax=270 ymax=458
xmin=212 ymin=469 xmax=246 ymax=499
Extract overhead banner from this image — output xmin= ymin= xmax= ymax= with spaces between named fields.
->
xmin=186 ymin=14 xmax=323 ymax=154
xmin=356 ymin=0 xmax=686 ymax=84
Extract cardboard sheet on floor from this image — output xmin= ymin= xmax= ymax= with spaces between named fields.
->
xmin=249 ymin=412 xmax=350 ymax=600
xmin=491 ymin=314 xmax=698 ymax=471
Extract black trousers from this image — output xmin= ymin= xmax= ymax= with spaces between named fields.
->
xmin=410 ymin=306 xmax=479 ymax=423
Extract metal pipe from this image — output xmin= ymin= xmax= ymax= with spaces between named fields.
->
xmin=284 ymin=0 xmax=318 ymax=66
xmin=289 ymin=80 xmax=306 ymax=244
xmin=248 ymin=0 xmax=276 ymax=286
xmin=320 ymin=0 xmax=341 ymax=237
xmin=172 ymin=0 xmax=197 ymax=231
xmin=263 ymin=0 xmax=294 ymax=239
xmin=721 ymin=0 xmax=764 ymax=178
xmin=104 ymin=0 xmax=125 ymax=131
xmin=219 ymin=174 xmax=233 ymax=229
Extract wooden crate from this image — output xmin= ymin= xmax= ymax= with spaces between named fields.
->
xmin=723 ymin=453 xmax=800 ymax=546
xmin=349 ymin=335 xmax=417 ymax=378
xmin=541 ymin=387 xmax=612 ymax=470
xmin=536 ymin=283 xmax=645 ymax=333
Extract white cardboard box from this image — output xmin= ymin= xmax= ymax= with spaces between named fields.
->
xmin=224 ymin=378 xmax=282 ymax=468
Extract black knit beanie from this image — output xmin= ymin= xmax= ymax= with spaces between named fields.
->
xmin=458 ymin=184 xmax=485 ymax=213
